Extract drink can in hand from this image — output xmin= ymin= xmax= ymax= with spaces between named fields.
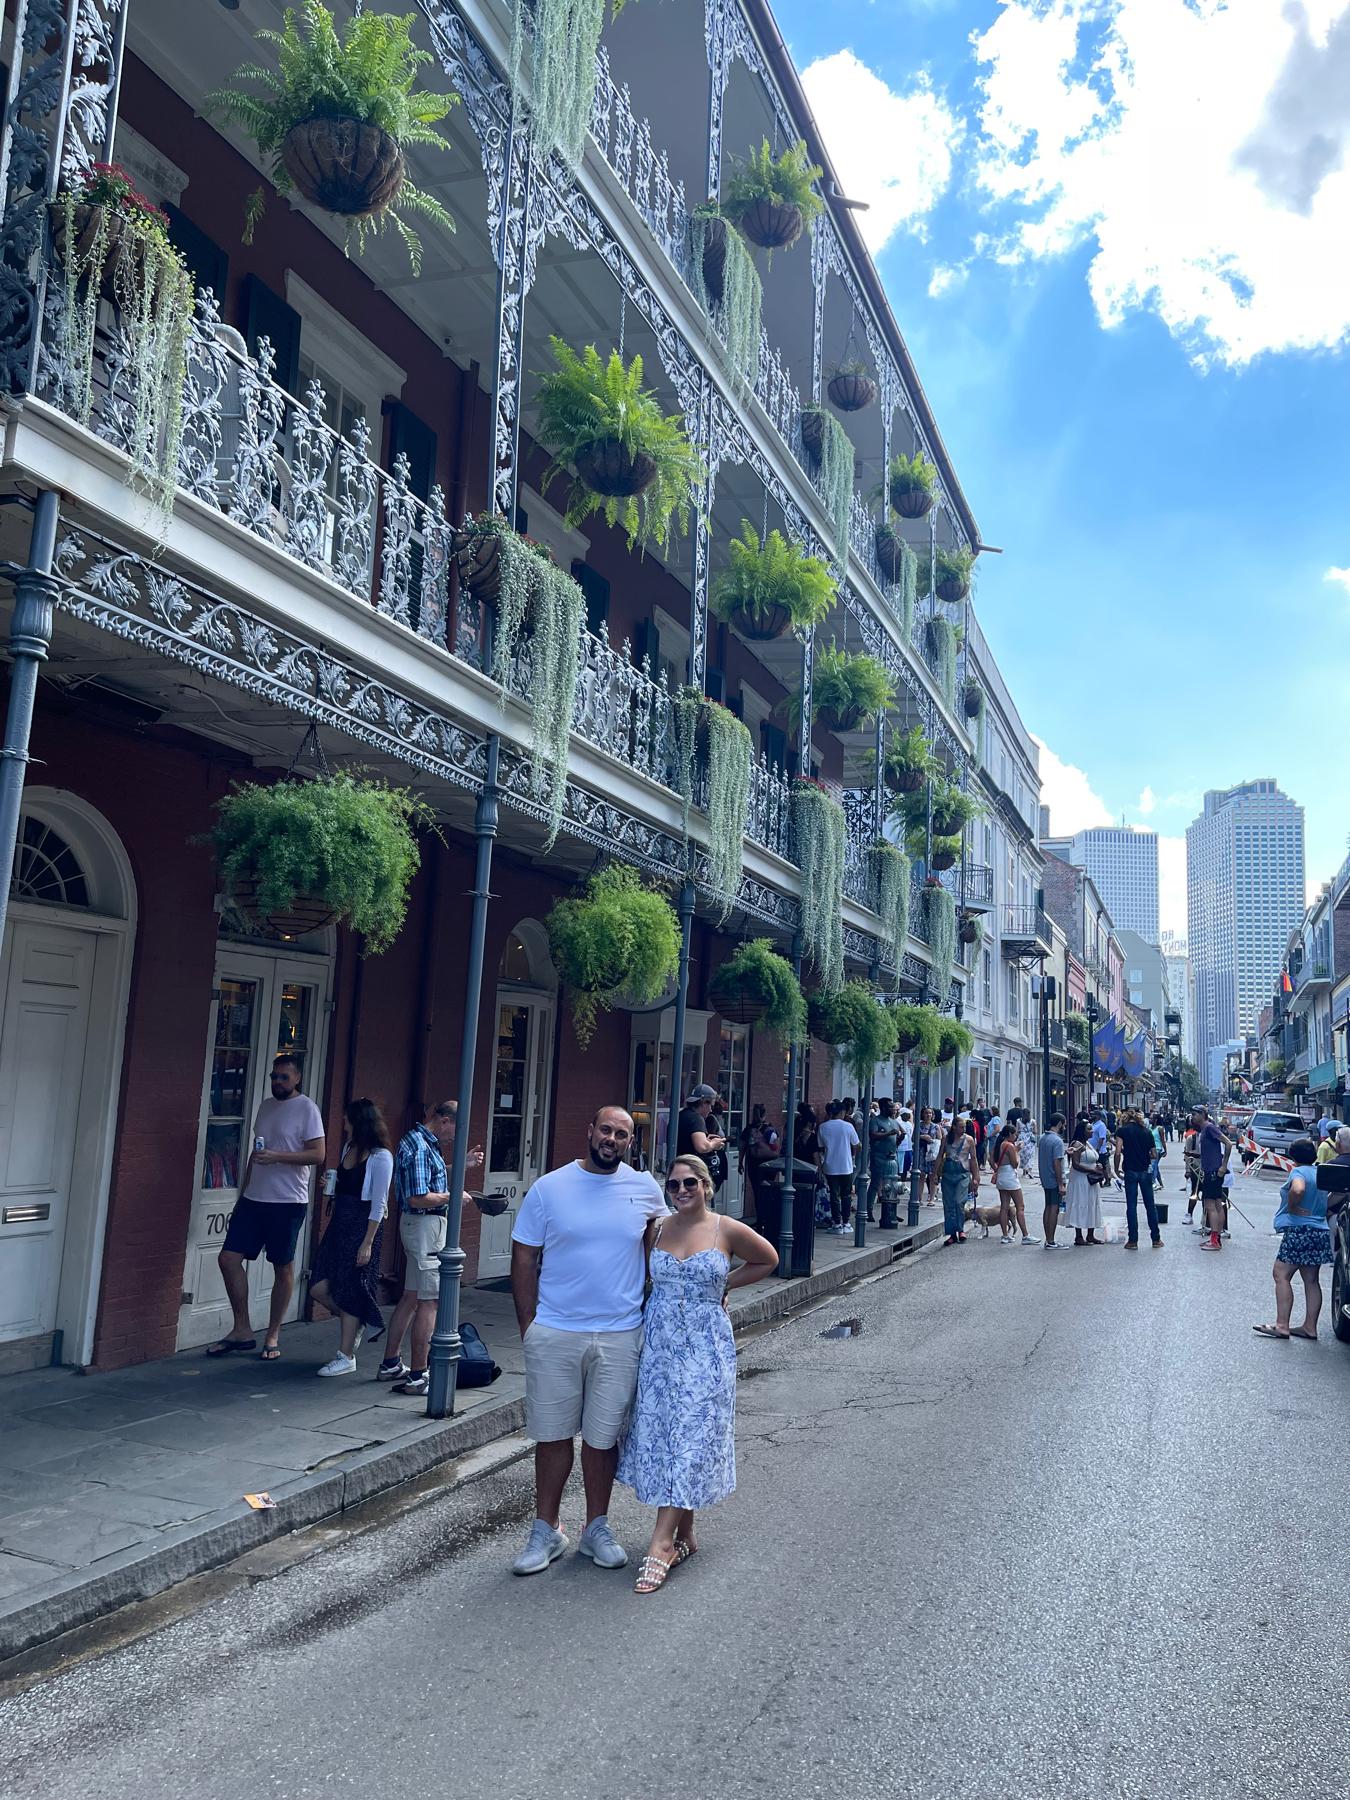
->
xmin=322 ymin=1169 xmax=337 ymax=1197
xmin=254 ymin=1136 xmax=266 ymax=1152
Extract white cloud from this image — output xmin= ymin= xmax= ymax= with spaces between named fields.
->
xmin=1031 ymin=736 xmax=1112 ymax=834
xmin=969 ymin=1 xmax=1350 ymax=365
xmin=1137 ymin=785 xmax=1157 ymax=816
xmin=1158 ymin=835 xmax=1187 ymax=937
xmin=801 ymin=49 xmax=963 ymax=253
xmin=928 ymin=261 xmax=969 ymax=297
xmin=1324 ymin=566 xmax=1350 ymax=592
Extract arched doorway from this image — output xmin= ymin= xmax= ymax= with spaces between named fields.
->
xmin=478 ymin=921 xmax=557 ymax=1282
xmin=0 ymin=790 xmax=136 ymax=1370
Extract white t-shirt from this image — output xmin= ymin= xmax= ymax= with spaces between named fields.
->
xmin=511 ymin=1160 xmax=667 ymax=1332
xmin=244 ymin=1094 xmax=324 ymax=1206
xmin=818 ymin=1118 xmax=860 ymax=1177
xmin=898 ymin=1117 xmax=914 ymax=1153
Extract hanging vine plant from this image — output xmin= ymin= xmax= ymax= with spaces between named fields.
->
xmin=877 ymin=451 xmax=937 ymax=521
xmin=708 ymin=938 xmax=806 ymax=1036
xmin=925 ymin=616 xmax=959 ymax=710
xmin=799 ymin=402 xmax=854 ymax=566
xmin=721 ymin=138 xmax=824 ymax=253
xmin=936 ymin=1017 xmax=974 ymax=1069
xmin=962 ymin=680 xmax=985 ymax=724
xmin=924 ymin=881 xmax=957 ymax=1003
xmin=482 ymin=516 xmax=584 ymax=845
xmin=709 ymin=521 xmax=835 ymax=641
xmin=546 ymin=864 xmax=680 ymax=1048
xmin=536 ymin=338 xmax=702 ymax=552
xmin=959 ymin=912 xmax=985 ymax=948
xmin=874 ymin=519 xmax=918 ymax=607
xmin=872 ymin=841 xmax=911 ymax=988
xmin=670 ymin=689 xmax=751 ymax=918
xmin=210 ymin=1 xmax=458 ymax=273
xmin=691 ymin=205 xmax=762 ymax=389
xmin=918 ymin=546 xmax=976 ymax=605
xmin=210 ymin=771 xmax=432 ymax=955
xmin=809 ymin=981 xmax=898 ymax=1088
xmin=792 ymin=779 xmax=845 ymax=994
xmin=49 ymin=163 xmax=192 ymax=525
xmin=509 ymin=0 xmax=629 ymax=171
xmin=891 ymin=1002 xmax=942 ymax=1060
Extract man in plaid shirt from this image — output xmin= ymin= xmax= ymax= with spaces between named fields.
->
xmin=377 ymin=1101 xmax=482 ymax=1395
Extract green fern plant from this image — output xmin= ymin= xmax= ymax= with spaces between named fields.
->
xmin=891 ymin=1001 xmax=943 ymax=1060
xmin=882 ymin=725 xmax=939 ymax=794
xmin=710 ymin=521 xmax=836 ymax=635
xmin=708 ymin=939 xmax=806 ymax=1038
xmin=209 ymin=1 xmax=457 ymax=273
xmin=808 ymin=982 xmax=898 ymax=1088
xmin=936 ymin=1016 xmax=974 ymax=1067
xmin=546 ymin=865 xmax=680 ymax=1048
xmin=874 ymin=451 xmax=938 ymax=510
xmin=722 ymin=138 xmax=824 ymax=249
xmin=917 ymin=545 xmax=977 ymax=603
xmin=535 ymin=338 xmax=703 ymax=552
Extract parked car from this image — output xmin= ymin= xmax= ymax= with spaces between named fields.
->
xmin=1324 ymin=1171 xmax=1350 ymax=1345
xmin=1248 ymin=1110 xmax=1309 ymax=1156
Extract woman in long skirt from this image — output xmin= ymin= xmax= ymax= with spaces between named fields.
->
xmin=1064 ymin=1138 xmax=1103 ymax=1247
xmin=935 ymin=1118 xmax=979 ymax=1245
xmin=310 ymin=1097 xmax=393 ymax=1376
xmin=617 ymin=1154 xmax=777 ymax=1594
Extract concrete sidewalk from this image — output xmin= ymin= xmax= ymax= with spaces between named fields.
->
xmin=0 ymin=1217 xmax=940 ymax=1661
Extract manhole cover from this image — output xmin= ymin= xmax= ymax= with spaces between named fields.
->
xmin=820 ymin=1317 xmax=863 ymax=1339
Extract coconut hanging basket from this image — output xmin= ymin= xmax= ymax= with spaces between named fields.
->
xmin=800 ymin=408 xmax=825 ymax=461
xmin=959 ymin=916 xmax=979 ymax=945
xmin=282 ymin=118 xmax=406 ymax=219
xmin=936 ymin=570 xmax=970 ymax=604
xmin=738 ymin=198 xmax=803 ymax=251
xmin=828 ymin=371 xmax=877 ymax=413
xmin=889 ymin=479 xmax=935 ymax=521
xmin=885 ymin=765 xmax=926 ymax=795
xmin=712 ymin=988 xmax=769 ymax=1027
xmin=725 ymin=598 xmax=794 ymax=642
xmin=932 ymin=808 xmax=963 ymax=838
xmin=875 ymin=524 xmax=906 ymax=583
xmin=701 ymin=215 xmax=728 ymax=304
xmin=816 ymin=703 xmax=866 ymax=735
xmin=228 ymin=876 xmax=336 ymax=941
xmin=962 ymin=684 xmax=982 ymax=719
xmin=49 ymin=201 xmax=132 ymax=272
xmin=929 ymin=847 xmax=958 ymax=872
xmin=451 ymin=528 xmax=503 ymax=603
xmin=574 ymin=437 xmax=658 ymax=498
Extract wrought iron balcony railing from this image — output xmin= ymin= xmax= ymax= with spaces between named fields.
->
xmin=1002 ymin=905 xmax=1053 ymax=953
xmin=962 ymin=862 xmax=995 ymax=910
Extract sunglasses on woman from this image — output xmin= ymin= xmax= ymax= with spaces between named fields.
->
xmin=665 ymin=1175 xmax=702 ymax=1192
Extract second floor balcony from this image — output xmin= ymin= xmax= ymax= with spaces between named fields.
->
xmin=1001 ymin=905 xmax=1052 ymax=959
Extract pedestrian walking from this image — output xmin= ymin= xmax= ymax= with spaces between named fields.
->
xmin=618 ymin=1154 xmax=777 ymax=1594
xmin=376 ymin=1100 xmax=483 ymax=1395
xmin=1193 ymin=1106 xmax=1231 ymax=1252
xmin=1148 ymin=1114 xmax=1167 ymax=1188
xmin=1064 ymin=1133 xmax=1103 ymax=1246
xmin=209 ymin=1055 xmax=325 ymax=1362
xmin=1115 ymin=1108 xmax=1163 ymax=1250
xmin=509 ymin=1106 xmax=667 ymax=1577
xmin=935 ymin=1117 xmax=979 ymax=1245
xmin=818 ymin=1100 xmax=860 ymax=1236
xmin=309 ymin=1097 xmax=394 ymax=1376
xmin=1253 ymin=1138 xmax=1333 ymax=1341
xmin=1037 ymin=1113 xmax=1068 ymax=1248
xmin=1183 ymin=1124 xmax=1202 ymax=1217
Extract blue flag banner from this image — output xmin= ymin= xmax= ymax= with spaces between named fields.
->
xmin=1123 ymin=1032 xmax=1146 ymax=1079
xmin=1092 ymin=1019 xmax=1114 ymax=1071
xmin=1111 ymin=1019 xmax=1128 ymax=1073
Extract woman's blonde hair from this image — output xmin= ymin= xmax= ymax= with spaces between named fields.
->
xmin=668 ymin=1153 xmax=714 ymax=1195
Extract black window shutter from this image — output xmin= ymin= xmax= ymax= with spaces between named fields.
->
xmin=761 ymin=721 xmax=787 ymax=772
xmin=165 ymin=206 xmax=228 ymax=304
xmin=571 ymin=561 xmax=610 ymax=636
xmin=704 ymin=666 xmax=726 ymax=705
xmin=633 ymin=619 xmax=661 ymax=673
xmin=386 ymin=401 xmax=437 ymax=500
xmin=239 ymin=275 xmax=300 ymax=395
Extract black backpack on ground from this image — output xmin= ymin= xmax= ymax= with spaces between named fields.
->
xmin=456 ymin=1321 xmax=502 ymax=1388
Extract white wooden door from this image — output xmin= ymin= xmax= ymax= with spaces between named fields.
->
xmin=479 ymin=991 xmax=554 ymax=1281
xmin=0 ymin=921 xmax=95 ymax=1346
xmin=179 ymin=949 xmax=330 ymax=1348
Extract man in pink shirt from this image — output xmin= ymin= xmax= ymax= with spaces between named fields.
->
xmin=210 ymin=1055 xmax=325 ymax=1361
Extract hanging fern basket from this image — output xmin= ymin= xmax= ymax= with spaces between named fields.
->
xmin=228 ymin=877 xmax=336 ymax=940
xmin=890 ymin=478 xmax=935 ymax=520
xmin=874 ymin=522 xmax=907 ymax=583
xmin=800 ymin=408 xmax=826 ymax=461
xmin=932 ymin=806 xmax=963 ymax=838
xmin=725 ymin=597 xmax=793 ymax=641
xmin=816 ymin=701 xmax=866 ymax=734
xmin=715 ymin=988 xmax=768 ymax=1027
xmin=739 ymin=197 xmax=803 ymax=251
xmin=451 ymin=528 xmax=503 ymax=603
xmin=936 ymin=568 xmax=971 ymax=604
xmin=886 ymin=765 xmax=925 ymax=796
xmin=828 ymin=371 xmax=876 ymax=412
xmin=929 ymin=845 xmax=958 ymax=872
xmin=573 ymin=438 xmax=658 ymax=499
xmin=282 ymin=117 xmax=406 ymax=219
xmin=959 ymin=914 xmax=979 ymax=945
xmin=962 ymin=682 xmax=982 ymax=720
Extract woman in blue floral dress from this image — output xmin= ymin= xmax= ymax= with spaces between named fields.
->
xmin=618 ymin=1153 xmax=777 ymax=1594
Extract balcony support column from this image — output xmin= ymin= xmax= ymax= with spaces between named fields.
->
xmin=704 ymin=0 xmax=729 ymax=202
xmin=779 ymin=937 xmax=811 ymax=1279
xmin=796 ymin=629 xmax=814 ymax=777
xmin=0 ymin=489 xmax=60 ymax=950
xmin=687 ymin=379 xmax=715 ymax=692
xmin=487 ymin=107 xmax=535 ymax=518
xmin=664 ymin=879 xmax=697 ymax=1172
xmin=809 ymin=226 xmax=827 ymax=404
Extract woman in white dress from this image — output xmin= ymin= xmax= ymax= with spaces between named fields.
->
xmin=1064 ymin=1137 xmax=1103 ymax=1246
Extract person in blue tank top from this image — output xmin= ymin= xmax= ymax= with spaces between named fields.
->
xmin=1252 ymin=1138 xmax=1333 ymax=1341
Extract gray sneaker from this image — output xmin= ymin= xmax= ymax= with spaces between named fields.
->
xmin=512 ymin=1519 xmax=568 ymax=1576
xmin=577 ymin=1516 xmax=628 ymax=1569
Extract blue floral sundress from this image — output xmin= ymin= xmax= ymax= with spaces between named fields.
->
xmin=617 ymin=1221 xmax=737 ymax=1510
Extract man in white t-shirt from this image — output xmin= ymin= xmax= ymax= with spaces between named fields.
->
xmin=818 ymin=1101 xmax=861 ymax=1236
xmin=897 ymin=1108 xmax=915 ymax=1178
xmin=212 ymin=1055 xmax=325 ymax=1362
xmin=509 ymin=1105 xmax=666 ymax=1576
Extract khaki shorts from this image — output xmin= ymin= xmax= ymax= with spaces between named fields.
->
xmin=399 ymin=1210 xmax=447 ymax=1299
xmin=523 ymin=1322 xmax=643 ymax=1449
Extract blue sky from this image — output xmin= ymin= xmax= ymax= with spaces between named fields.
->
xmin=777 ymin=0 xmax=1350 ymax=930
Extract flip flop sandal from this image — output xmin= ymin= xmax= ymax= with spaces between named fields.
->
xmin=206 ymin=1338 xmax=256 ymax=1357
xmin=672 ymin=1540 xmax=697 ymax=1568
xmin=1251 ymin=1325 xmax=1289 ymax=1339
xmin=634 ymin=1555 xmax=673 ymax=1595
xmin=259 ymin=1345 xmax=283 ymax=1361
xmin=1288 ymin=1329 xmax=1317 ymax=1340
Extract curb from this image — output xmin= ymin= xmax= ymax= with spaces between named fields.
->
xmin=0 ymin=1222 xmax=940 ymax=1664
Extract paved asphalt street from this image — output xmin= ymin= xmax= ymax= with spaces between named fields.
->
xmin=4 ymin=1169 xmax=1349 ymax=1800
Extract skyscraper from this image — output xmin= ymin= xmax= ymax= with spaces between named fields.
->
xmin=1160 ymin=930 xmax=1194 ymax=1066
xmin=1038 ymin=826 xmax=1159 ymax=943
xmin=1186 ymin=781 xmax=1305 ymax=1086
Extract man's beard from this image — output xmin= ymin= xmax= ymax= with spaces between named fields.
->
xmin=590 ymin=1140 xmax=621 ymax=1166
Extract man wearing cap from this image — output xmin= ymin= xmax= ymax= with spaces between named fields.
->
xmin=676 ymin=1084 xmax=727 ymax=1163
